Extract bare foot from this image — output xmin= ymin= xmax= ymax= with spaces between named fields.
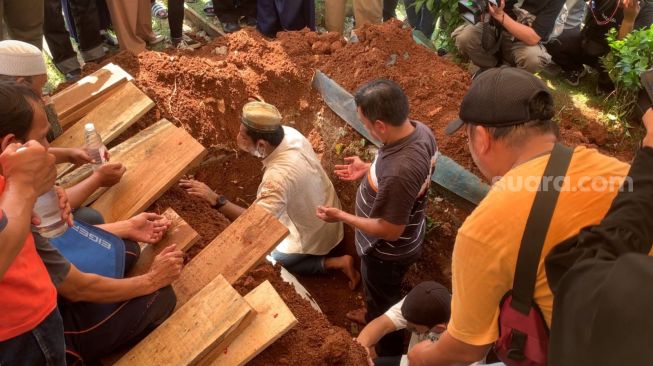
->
xmin=341 ymin=255 xmax=361 ymax=290
xmin=346 ymin=307 xmax=368 ymax=325
xmin=325 ymin=255 xmax=361 ymax=290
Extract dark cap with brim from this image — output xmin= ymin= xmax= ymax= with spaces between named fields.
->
xmin=401 ymin=281 xmax=451 ymax=328
xmin=445 ymin=67 xmax=552 ymax=135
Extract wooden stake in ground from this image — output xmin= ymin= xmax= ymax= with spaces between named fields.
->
xmin=114 ymin=275 xmax=253 ymax=366
xmin=129 ymin=207 xmax=200 ymax=277
xmin=173 ymin=204 xmax=289 ymax=307
xmin=205 ymin=280 xmax=298 ymax=366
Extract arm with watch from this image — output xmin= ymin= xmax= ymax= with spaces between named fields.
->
xmin=178 ymin=178 xmax=245 ymax=221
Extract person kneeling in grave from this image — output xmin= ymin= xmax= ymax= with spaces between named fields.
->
xmin=180 ymin=101 xmax=360 ymax=289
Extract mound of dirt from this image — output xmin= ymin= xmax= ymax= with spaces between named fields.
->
xmin=87 ymin=19 xmax=636 ymax=360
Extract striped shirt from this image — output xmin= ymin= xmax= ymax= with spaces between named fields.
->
xmin=355 ymin=121 xmax=438 ymax=262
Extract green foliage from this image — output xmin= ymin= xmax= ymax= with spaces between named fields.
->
xmin=412 ymin=0 xmax=463 ymax=52
xmin=602 ymin=25 xmax=653 ymax=121
xmin=603 ymin=25 xmax=653 ymax=90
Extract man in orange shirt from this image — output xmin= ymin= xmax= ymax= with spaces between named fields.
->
xmin=408 ymin=67 xmax=632 ymax=365
xmin=0 ymin=97 xmax=67 ymax=363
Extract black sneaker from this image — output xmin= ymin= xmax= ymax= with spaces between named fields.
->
xmin=596 ymin=72 xmax=615 ymax=95
xmin=562 ymin=68 xmax=587 ymax=86
xmin=100 ymin=30 xmax=118 ymax=47
xmin=65 ymin=69 xmax=82 ymax=82
xmin=245 ymin=16 xmax=257 ymax=27
xmin=172 ymin=35 xmax=202 ymax=51
xmin=223 ymin=22 xmax=241 ymax=33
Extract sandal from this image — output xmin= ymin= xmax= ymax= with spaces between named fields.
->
xmin=203 ymin=3 xmax=216 ymax=17
xmin=151 ymin=1 xmax=168 ymax=19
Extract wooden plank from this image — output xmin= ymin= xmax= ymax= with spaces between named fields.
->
xmin=129 ymin=207 xmax=200 ymax=277
xmin=204 ymin=280 xmax=297 ymax=366
xmin=53 ymin=82 xmax=155 ymax=177
xmin=114 ymin=275 xmax=253 ymax=366
xmin=57 ymin=119 xmax=173 ymax=189
xmin=57 ymin=84 xmax=123 ymax=128
xmin=90 ymin=119 xmax=207 ymax=222
xmin=173 ymin=204 xmax=289 ymax=307
xmin=52 ymin=63 xmax=133 ymax=122
xmin=184 ymin=3 xmax=227 ymax=37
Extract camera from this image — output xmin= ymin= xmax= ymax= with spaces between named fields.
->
xmin=459 ymin=0 xmax=498 ymax=24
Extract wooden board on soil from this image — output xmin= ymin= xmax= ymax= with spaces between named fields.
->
xmin=90 ymin=119 xmax=206 ymax=222
xmin=52 ymin=63 xmax=133 ymax=127
xmin=172 ymin=204 xmax=289 ymax=307
xmin=129 ymin=207 xmax=200 ymax=277
xmin=52 ymin=82 xmax=155 ymax=177
xmin=208 ymin=280 xmax=297 ymax=366
xmin=114 ymin=275 xmax=253 ymax=366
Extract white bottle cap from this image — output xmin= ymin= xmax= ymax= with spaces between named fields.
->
xmin=85 ymin=123 xmax=95 ymax=132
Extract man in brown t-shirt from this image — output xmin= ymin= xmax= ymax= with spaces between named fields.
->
xmin=317 ymin=79 xmax=438 ymax=357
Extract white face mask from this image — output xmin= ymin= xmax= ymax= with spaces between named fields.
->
xmin=251 ymin=144 xmax=266 ymax=159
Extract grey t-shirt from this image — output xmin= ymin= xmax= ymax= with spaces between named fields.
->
xmin=33 ymin=233 xmax=72 ymax=287
xmin=354 ymin=121 xmax=438 ymax=262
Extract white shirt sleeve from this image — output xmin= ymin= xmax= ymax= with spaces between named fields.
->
xmin=384 ymin=298 xmax=407 ymax=330
xmin=254 ymin=175 xmax=286 ymax=219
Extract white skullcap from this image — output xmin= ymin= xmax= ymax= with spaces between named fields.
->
xmin=0 ymin=40 xmax=47 ymax=77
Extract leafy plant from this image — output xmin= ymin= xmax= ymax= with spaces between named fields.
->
xmin=412 ymin=0 xmax=464 ymax=53
xmin=602 ymin=25 xmax=653 ymax=121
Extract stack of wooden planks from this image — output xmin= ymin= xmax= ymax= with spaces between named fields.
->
xmin=54 ymin=64 xmax=207 ymax=216
xmin=115 ymin=204 xmax=296 ymax=366
xmin=53 ymin=65 xmax=299 ymax=365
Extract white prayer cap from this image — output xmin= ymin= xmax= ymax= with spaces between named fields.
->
xmin=0 ymin=40 xmax=47 ymax=77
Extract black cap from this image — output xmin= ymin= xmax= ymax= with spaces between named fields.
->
xmin=445 ymin=67 xmax=553 ymax=135
xmin=401 ymin=281 xmax=451 ymax=328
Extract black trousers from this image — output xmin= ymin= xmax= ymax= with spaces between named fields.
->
xmin=545 ymin=26 xmax=593 ymax=73
xmin=257 ymin=0 xmax=314 ymax=37
xmin=362 ymin=254 xmax=413 ymax=357
xmin=43 ymin=0 xmax=104 ymax=74
xmin=61 ymin=212 xmax=176 ymax=364
xmin=168 ymin=0 xmax=185 ymax=40
xmin=382 ymin=0 xmax=436 ymax=38
xmin=212 ymin=0 xmax=256 ymax=24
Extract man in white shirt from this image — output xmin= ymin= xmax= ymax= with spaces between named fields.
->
xmin=180 ymin=101 xmax=360 ymax=289
xmin=356 ymin=281 xmax=451 ymax=366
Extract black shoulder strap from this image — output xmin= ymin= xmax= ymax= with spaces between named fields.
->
xmin=511 ymin=143 xmax=574 ymax=315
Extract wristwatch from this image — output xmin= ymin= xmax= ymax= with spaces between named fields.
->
xmin=212 ymin=194 xmax=228 ymax=210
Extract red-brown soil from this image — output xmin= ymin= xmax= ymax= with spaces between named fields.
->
xmin=85 ymin=19 xmax=637 ymax=363
xmin=233 ymin=263 xmax=369 ymax=365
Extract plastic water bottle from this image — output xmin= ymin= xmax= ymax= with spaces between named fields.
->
xmin=84 ymin=123 xmax=107 ymax=169
xmin=33 ymin=188 xmax=68 ymax=238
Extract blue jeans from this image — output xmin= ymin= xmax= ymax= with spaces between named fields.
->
xmin=73 ymin=206 xmax=105 ymax=225
xmin=271 ymin=250 xmax=326 ymax=275
xmin=0 ymin=308 xmax=66 ymax=366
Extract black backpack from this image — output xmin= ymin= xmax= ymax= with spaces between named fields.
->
xmin=545 ymin=147 xmax=653 ymax=365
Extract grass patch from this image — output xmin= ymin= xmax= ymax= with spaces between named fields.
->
xmin=44 ymin=52 xmax=65 ymax=94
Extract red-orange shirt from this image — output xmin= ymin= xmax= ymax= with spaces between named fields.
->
xmin=0 ymin=176 xmax=57 ymax=341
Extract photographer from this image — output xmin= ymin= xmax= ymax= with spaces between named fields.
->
xmin=453 ymin=0 xmax=565 ymax=73
xmin=546 ymin=0 xmax=653 ymax=91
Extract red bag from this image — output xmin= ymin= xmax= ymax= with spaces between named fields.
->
xmin=493 ymin=144 xmax=573 ymax=366
xmin=495 ymin=293 xmax=549 ymax=365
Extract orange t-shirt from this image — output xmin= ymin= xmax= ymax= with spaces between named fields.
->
xmin=0 ymin=176 xmax=57 ymax=341
xmin=448 ymin=146 xmax=632 ymax=346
